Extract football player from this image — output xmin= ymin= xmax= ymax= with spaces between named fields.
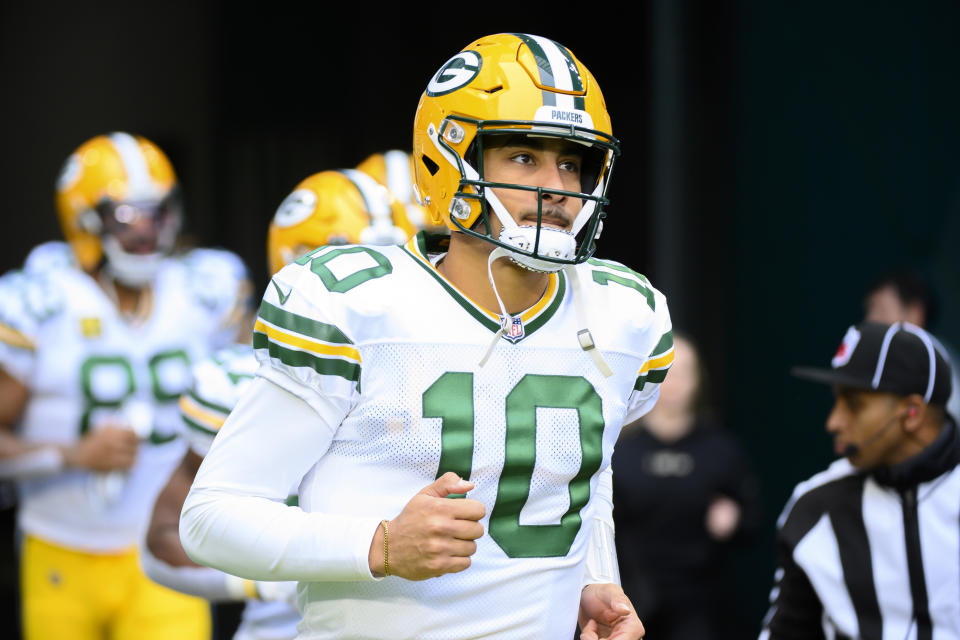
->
xmin=0 ymin=132 xmax=249 ymax=639
xmin=182 ymin=34 xmax=669 ymax=639
xmin=141 ymin=168 xmax=415 ymax=640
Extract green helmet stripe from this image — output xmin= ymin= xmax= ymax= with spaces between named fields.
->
xmin=511 ymin=33 xmax=556 ymax=107
xmin=511 ymin=34 xmax=555 ymax=86
xmin=553 ymin=42 xmax=585 ymax=92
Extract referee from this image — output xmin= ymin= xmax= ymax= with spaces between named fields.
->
xmin=760 ymin=321 xmax=959 ymax=640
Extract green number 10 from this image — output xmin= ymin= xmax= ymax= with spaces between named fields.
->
xmin=422 ymin=372 xmax=604 ymax=558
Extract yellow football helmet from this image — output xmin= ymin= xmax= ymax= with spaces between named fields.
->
xmin=267 ymin=169 xmax=416 ymax=275
xmin=54 ymin=132 xmax=181 ymax=284
xmin=413 ymin=33 xmax=620 ymax=272
xmin=355 ymin=150 xmax=435 ymax=231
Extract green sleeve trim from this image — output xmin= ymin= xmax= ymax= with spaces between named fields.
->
xmin=253 ymin=332 xmax=361 ymax=383
xmin=258 ymin=300 xmax=353 ymax=345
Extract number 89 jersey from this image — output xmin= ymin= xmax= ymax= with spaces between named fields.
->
xmin=254 ymin=233 xmax=672 ymax=639
xmin=0 ymin=249 xmax=248 ymax=552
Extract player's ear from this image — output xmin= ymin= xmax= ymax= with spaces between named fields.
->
xmin=900 ymin=393 xmax=926 ymax=432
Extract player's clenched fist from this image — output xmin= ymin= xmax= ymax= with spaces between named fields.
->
xmin=368 ymin=472 xmax=485 ymax=580
xmin=63 ymin=425 xmax=139 ymax=471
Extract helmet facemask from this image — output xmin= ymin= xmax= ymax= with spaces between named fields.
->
xmin=94 ymin=192 xmax=182 ymax=286
xmin=428 ymin=115 xmax=619 ymax=273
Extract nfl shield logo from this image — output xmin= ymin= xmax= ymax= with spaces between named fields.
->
xmin=500 ymin=315 xmax=526 ymax=343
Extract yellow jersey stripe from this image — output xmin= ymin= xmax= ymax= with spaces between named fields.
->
xmin=179 ymin=395 xmax=226 ymax=431
xmin=638 ymin=348 xmax=675 ymax=375
xmin=254 ymin=320 xmax=362 ymax=362
xmin=520 ymin=274 xmax=559 ymax=322
xmin=0 ymin=322 xmax=35 ymax=351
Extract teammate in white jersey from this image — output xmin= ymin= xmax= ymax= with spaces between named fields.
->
xmin=182 ymin=34 xmax=670 ymax=639
xmin=0 ymin=132 xmax=249 ymax=639
xmin=143 ymin=169 xmax=416 ymax=640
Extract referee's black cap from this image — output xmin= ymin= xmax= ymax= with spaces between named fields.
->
xmin=792 ymin=322 xmax=952 ymax=406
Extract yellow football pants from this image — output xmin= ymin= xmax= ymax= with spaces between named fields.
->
xmin=21 ymin=534 xmax=211 ymax=640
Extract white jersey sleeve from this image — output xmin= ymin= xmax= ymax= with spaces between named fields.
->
xmin=180 ymin=248 xmax=253 ymax=348
xmin=584 ymin=259 xmax=674 ymax=424
xmin=23 ymin=241 xmax=77 ymax=274
xmin=251 ymin=256 xmax=362 ymax=418
xmin=181 ymin=376 xmax=381 ymax=582
xmin=183 ymin=255 xmax=381 ymax=581
xmin=0 ymin=270 xmax=60 ymax=384
xmin=178 ymin=345 xmax=257 ymax=457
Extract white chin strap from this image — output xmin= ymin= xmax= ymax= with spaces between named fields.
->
xmin=481 ymin=179 xmax=606 ymax=274
xmin=102 ymin=236 xmax=164 ymax=287
xmin=477 ymin=247 xmax=613 ymax=378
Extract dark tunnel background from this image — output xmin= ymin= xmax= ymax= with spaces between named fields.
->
xmin=2 ymin=2 xmax=959 ymax=635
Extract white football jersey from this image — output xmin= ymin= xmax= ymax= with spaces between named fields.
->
xmin=23 ymin=240 xmax=77 ymax=274
xmin=251 ymin=233 xmax=673 ymax=639
xmin=179 ymin=345 xmax=258 ymax=458
xmin=178 ymin=346 xmax=301 ymax=639
xmin=0 ymin=248 xmax=248 ymax=552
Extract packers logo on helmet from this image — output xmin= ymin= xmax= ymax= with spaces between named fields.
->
xmin=426 ymin=51 xmax=483 ymax=97
xmin=413 ymin=33 xmax=620 ymax=273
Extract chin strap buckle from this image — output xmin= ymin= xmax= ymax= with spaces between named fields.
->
xmin=577 ymin=329 xmax=596 ymax=351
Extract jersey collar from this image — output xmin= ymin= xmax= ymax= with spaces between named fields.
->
xmin=401 ymin=232 xmax=566 ymax=340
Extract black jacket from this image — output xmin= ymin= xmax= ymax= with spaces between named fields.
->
xmin=761 ymin=419 xmax=960 ymax=640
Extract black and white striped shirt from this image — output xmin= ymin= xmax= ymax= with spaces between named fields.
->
xmin=761 ymin=420 xmax=960 ymax=640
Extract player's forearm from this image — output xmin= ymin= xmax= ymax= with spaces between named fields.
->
xmin=140 ymin=540 xmax=297 ymax=603
xmin=146 ymin=522 xmax=196 ymax=567
xmin=180 ymin=488 xmax=381 ymax=582
xmin=582 ymin=465 xmax=621 ymax=587
xmin=140 ymin=540 xmax=248 ymax=602
xmin=180 ymin=376 xmax=381 ymax=582
xmin=0 ymin=438 xmax=65 ymax=479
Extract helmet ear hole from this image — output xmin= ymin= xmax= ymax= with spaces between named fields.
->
xmin=420 ymin=154 xmax=440 ymax=177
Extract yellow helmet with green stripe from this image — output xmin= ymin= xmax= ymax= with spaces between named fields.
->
xmin=412 ymin=33 xmax=620 ymax=271
xmin=355 ymin=150 xmax=437 ymax=233
xmin=267 ymin=169 xmax=416 ymax=275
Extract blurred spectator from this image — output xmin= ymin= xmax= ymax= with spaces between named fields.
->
xmin=864 ymin=270 xmax=960 ymax=423
xmin=612 ymin=333 xmax=760 ymax=640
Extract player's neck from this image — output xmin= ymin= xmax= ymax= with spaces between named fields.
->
xmin=439 ymin=233 xmax=549 ymax=315
xmin=93 ymin=267 xmax=148 ymax=317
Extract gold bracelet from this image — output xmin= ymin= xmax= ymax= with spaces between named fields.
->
xmin=381 ymin=519 xmax=390 ymax=576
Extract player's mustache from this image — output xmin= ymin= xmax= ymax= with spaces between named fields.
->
xmin=519 ymin=206 xmax=572 ymax=226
